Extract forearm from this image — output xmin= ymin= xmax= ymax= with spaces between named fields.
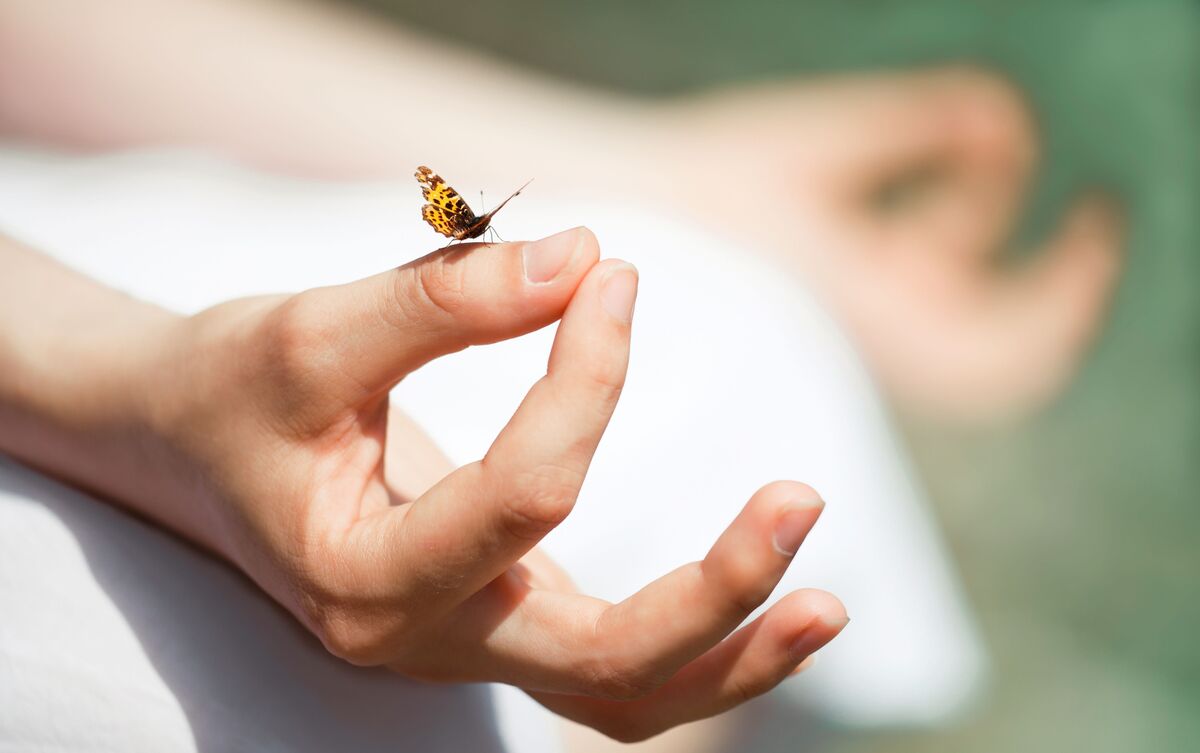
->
xmin=0 ymin=233 xmax=218 ymax=548
xmin=0 ymin=0 xmax=663 ymax=191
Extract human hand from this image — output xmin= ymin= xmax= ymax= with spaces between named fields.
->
xmin=658 ymin=67 xmax=1123 ymax=421
xmin=104 ymin=228 xmax=847 ymax=741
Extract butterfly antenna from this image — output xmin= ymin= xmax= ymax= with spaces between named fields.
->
xmin=481 ymin=178 xmax=534 ymax=221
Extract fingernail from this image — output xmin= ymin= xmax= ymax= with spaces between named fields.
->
xmin=789 ymin=616 xmax=849 ymax=661
xmin=523 ymin=228 xmax=580 ymax=284
xmin=789 ymin=654 xmax=817 ymax=677
xmin=601 ymin=264 xmax=638 ymax=323
xmin=772 ymin=498 xmax=824 ymax=557
xmin=788 ymin=624 xmax=820 ymax=662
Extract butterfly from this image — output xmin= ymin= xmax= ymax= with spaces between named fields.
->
xmin=415 ymin=166 xmax=532 ymax=241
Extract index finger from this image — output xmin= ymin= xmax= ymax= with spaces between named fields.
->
xmin=361 ymin=252 xmax=638 ymax=617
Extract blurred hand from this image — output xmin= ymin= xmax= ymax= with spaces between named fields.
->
xmin=117 ymin=228 xmax=846 ymax=741
xmin=663 ymin=68 xmax=1123 ymax=421
xmin=0 ymin=1 xmax=1120 ymax=421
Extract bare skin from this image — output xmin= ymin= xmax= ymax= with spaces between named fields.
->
xmin=0 ymin=0 xmax=1124 ymax=422
xmin=666 ymin=73 xmax=1123 ymax=421
xmin=0 ymin=0 xmax=1123 ymax=748
xmin=0 ymin=228 xmax=847 ymax=742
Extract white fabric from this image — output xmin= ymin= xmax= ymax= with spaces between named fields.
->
xmin=0 ymin=147 xmax=985 ymax=751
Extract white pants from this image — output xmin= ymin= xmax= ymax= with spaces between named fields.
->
xmin=0 ymin=147 xmax=984 ymax=752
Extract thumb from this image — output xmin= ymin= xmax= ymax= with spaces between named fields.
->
xmin=819 ymin=68 xmax=1035 ymax=201
xmin=308 ymin=227 xmax=598 ymax=397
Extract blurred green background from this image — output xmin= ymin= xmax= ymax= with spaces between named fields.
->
xmin=357 ymin=1 xmax=1198 ymax=750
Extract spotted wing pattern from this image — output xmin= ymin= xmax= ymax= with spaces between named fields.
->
xmin=415 ymin=166 xmax=533 ymax=241
xmin=415 ymin=166 xmax=480 ymax=239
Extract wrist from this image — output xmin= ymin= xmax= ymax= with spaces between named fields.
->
xmin=0 ymin=289 xmax=181 ymax=482
xmin=0 ymin=242 xmax=223 ymax=546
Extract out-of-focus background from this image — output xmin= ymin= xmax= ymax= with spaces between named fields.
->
xmin=353 ymin=1 xmax=1200 ymax=751
xmin=1 ymin=0 xmax=1195 ymax=751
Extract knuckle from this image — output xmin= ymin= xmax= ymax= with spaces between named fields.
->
xmin=585 ymin=657 xmax=665 ymax=702
xmin=729 ymin=582 xmax=775 ymax=616
xmin=581 ymin=365 xmax=625 ymax=408
xmin=944 ymin=67 xmax=1036 ymax=153
xmin=727 ymin=673 xmax=770 ymax=706
xmin=293 ymin=556 xmax=410 ymax=667
xmin=255 ymin=290 xmax=382 ymax=436
xmin=402 ymin=256 xmax=470 ymax=320
xmin=313 ymin=610 xmax=388 ymax=666
xmin=501 ymin=464 xmax=582 ymax=540
xmin=262 ymin=293 xmax=337 ymax=386
xmin=267 ymin=293 xmax=326 ymax=351
xmin=704 ymin=554 xmax=775 ymax=616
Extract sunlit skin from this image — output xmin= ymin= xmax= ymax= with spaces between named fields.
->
xmin=0 ymin=1 xmax=1122 ymax=422
xmin=0 ymin=0 xmax=1126 ymax=750
xmin=0 ymin=229 xmax=847 ymax=743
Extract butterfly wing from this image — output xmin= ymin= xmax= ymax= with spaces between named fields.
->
xmin=416 ymin=166 xmax=478 ymax=239
xmin=421 ymin=204 xmax=458 ymax=238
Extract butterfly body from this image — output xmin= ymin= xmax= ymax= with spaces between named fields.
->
xmin=415 ymin=166 xmax=531 ymax=241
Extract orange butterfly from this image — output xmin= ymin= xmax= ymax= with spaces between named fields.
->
xmin=415 ymin=166 xmax=531 ymax=241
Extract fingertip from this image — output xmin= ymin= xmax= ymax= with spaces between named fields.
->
xmin=713 ymin=481 xmax=825 ymax=560
xmin=588 ymin=256 xmax=636 ymax=278
xmin=574 ymin=226 xmax=601 ymax=261
xmin=780 ymin=588 xmax=850 ymax=660
xmin=791 ymin=588 xmax=848 ymax=625
xmin=812 ymin=593 xmax=851 ymax=632
xmin=599 ymin=261 xmax=638 ymax=324
xmin=522 ymin=226 xmax=600 ymax=285
xmin=755 ymin=480 xmax=823 ymax=509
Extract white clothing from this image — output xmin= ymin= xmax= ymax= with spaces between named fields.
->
xmin=0 ymin=148 xmax=984 ymax=752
